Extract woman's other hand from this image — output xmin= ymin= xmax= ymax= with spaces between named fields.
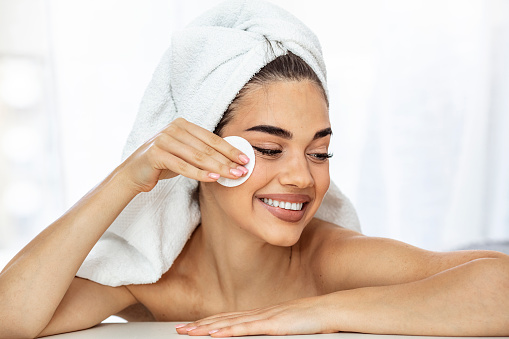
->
xmin=175 ymin=296 xmax=337 ymax=337
xmin=119 ymin=118 xmax=250 ymax=193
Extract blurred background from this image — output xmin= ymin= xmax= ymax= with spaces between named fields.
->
xmin=1 ymin=0 xmax=508 ymax=271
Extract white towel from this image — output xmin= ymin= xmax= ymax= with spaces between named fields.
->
xmin=77 ymin=0 xmax=361 ymax=287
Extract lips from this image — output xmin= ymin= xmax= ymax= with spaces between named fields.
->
xmin=256 ymin=194 xmax=310 ymax=223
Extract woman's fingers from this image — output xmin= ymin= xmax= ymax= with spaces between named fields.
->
xmin=181 ymin=316 xmax=267 ymax=337
xmin=176 ymin=296 xmax=335 ymax=337
xmin=208 ymin=319 xmax=273 ymax=337
xmin=183 ymin=315 xmax=287 ymax=337
xmin=123 ymin=117 xmax=252 ymax=193
xmin=149 ymin=147 xmax=221 ymax=182
xmin=155 ymin=131 xmax=246 ymax=180
xmin=169 ymin=118 xmax=250 ymax=166
xmin=179 ymin=310 xmax=266 ymax=335
xmin=177 ymin=306 xmax=282 ymax=336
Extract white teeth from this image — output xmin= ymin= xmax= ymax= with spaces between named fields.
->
xmin=261 ymin=198 xmax=304 ymax=211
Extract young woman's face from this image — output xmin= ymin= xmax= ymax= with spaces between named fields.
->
xmin=201 ymin=80 xmax=331 ymax=246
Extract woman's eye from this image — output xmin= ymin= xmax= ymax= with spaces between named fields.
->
xmin=252 ymin=146 xmax=332 ymax=161
xmin=252 ymin=146 xmax=282 ymax=157
xmin=308 ymin=152 xmax=333 ymax=161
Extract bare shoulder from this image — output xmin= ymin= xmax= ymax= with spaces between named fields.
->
xmin=300 ymin=218 xmax=507 ymax=294
xmin=298 ymin=218 xmax=360 ymax=292
xmin=299 ymin=218 xmax=360 ymax=260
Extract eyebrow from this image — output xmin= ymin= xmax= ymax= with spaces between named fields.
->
xmin=313 ymin=127 xmax=333 ymax=140
xmin=245 ymin=125 xmax=333 ymax=140
xmin=245 ymin=125 xmax=292 ymax=139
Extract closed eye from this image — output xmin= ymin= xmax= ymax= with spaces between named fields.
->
xmin=308 ymin=152 xmax=333 ymax=161
xmin=252 ymin=146 xmax=282 ymax=157
xmin=253 ymin=146 xmax=332 ymax=162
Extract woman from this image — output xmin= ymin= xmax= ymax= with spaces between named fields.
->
xmin=1 ymin=1 xmax=508 ymax=338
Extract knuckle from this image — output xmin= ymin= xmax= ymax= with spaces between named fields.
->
xmin=173 ymin=117 xmax=187 ymax=125
xmin=154 ymin=132 xmax=171 ymax=147
xmin=219 ymin=163 xmax=232 ymax=174
xmin=203 ymin=144 xmax=216 ymax=156
xmin=192 ymin=150 xmax=206 ymax=162
xmin=177 ymin=159 xmax=189 ymax=173
xmin=208 ymin=133 xmax=223 ymax=147
xmin=165 ymin=123 xmax=180 ymax=136
xmin=229 ymin=147 xmax=240 ymax=159
xmin=236 ymin=322 xmax=252 ymax=334
xmin=223 ymin=326 xmax=234 ymax=335
xmin=197 ymin=168 xmax=208 ymax=180
xmin=227 ymin=160 xmax=238 ymax=168
xmin=146 ymin=145 xmax=161 ymax=160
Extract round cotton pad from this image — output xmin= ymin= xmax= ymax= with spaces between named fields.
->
xmin=217 ymin=136 xmax=255 ymax=187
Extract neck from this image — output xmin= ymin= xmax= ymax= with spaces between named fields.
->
xmin=189 ymin=190 xmax=295 ymax=308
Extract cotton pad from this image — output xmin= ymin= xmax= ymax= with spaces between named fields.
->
xmin=217 ymin=136 xmax=255 ymax=187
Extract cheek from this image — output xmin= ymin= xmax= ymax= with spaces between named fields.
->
xmin=247 ymin=157 xmax=330 ymax=191
xmin=209 ymin=159 xmax=272 ymax=205
xmin=315 ymin=164 xmax=330 ymax=192
xmin=244 ymin=157 xmax=282 ymax=190
xmin=310 ymin=164 xmax=330 ymax=207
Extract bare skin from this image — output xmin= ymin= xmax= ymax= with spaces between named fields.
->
xmin=0 ymin=81 xmax=508 ymax=339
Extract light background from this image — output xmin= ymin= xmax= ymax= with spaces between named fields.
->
xmin=1 ymin=0 xmax=509 ymax=271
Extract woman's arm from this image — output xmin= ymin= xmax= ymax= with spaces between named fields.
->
xmin=37 ymin=277 xmax=137 ymax=338
xmin=175 ymin=228 xmax=509 ymax=336
xmin=0 ymin=118 xmax=250 ymax=338
xmin=0 ymin=171 xmax=139 ymax=338
xmin=326 ymin=255 xmax=509 ymax=336
xmin=177 ymin=255 xmax=509 ymax=336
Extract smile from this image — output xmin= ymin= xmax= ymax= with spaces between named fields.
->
xmin=256 ymin=194 xmax=311 ymax=223
xmin=261 ymin=198 xmax=304 ymax=211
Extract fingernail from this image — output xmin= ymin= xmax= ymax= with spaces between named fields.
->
xmin=209 ymin=329 xmax=219 ymax=334
xmin=237 ymin=166 xmax=249 ymax=175
xmin=208 ymin=173 xmax=220 ymax=180
xmin=230 ymin=168 xmax=243 ymax=177
xmin=175 ymin=324 xmax=187 ymax=328
xmin=186 ymin=327 xmax=197 ymax=332
xmin=239 ymin=154 xmax=250 ymax=164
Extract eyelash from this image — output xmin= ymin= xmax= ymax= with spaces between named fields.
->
xmin=252 ymin=146 xmax=333 ymax=161
xmin=310 ymin=152 xmax=333 ymax=161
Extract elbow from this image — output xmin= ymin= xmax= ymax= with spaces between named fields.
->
xmin=476 ymin=255 xmax=509 ymax=298
xmin=494 ymin=257 xmax=509 ymax=334
xmin=0 ymin=327 xmax=40 ymax=339
xmin=485 ymin=253 xmax=509 ymax=284
xmin=0 ymin=310 xmax=48 ymax=339
xmin=0 ymin=322 xmax=44 ymax=339
xmin=476 ymin=256 xmax=509 ymax=335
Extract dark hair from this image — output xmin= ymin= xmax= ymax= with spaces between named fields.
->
xmin=213 ymin=51 xmax=327 ymax=136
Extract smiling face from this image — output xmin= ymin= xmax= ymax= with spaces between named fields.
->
xmin=200 ymin=80 xmax=331 ymax=247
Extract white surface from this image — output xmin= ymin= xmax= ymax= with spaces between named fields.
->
xmin=217 ymin=136 xmax=256 ymax=187
xmin=43 ymin=322 xmax=501 ymax=339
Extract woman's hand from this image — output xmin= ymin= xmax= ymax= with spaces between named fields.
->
xmin=175 ymin=296 xmax=337 ymax=337
xmin=118 ymin=118 xmax=250 ymax=193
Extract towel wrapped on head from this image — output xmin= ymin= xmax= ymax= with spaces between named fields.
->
xmin=77 ymin=0 xmax=361 ymax=287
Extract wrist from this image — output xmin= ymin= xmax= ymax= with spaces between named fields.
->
xmin=319 ymin=291 xmax=355 ymax=333
xmin=102 ymin=166 xmax=142 ymax=202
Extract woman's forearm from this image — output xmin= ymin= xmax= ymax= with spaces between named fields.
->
xmin=0 ymin=170 xmax=139 ymax=337
xmin=329 ymin=256 xmax=509 ymax=336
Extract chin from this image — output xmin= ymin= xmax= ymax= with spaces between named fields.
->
xmin=261 ymin=227 xmax=304 ymax=247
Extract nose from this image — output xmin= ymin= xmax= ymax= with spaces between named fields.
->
xmin=278 ymin=154 xmax=314 ymax=188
